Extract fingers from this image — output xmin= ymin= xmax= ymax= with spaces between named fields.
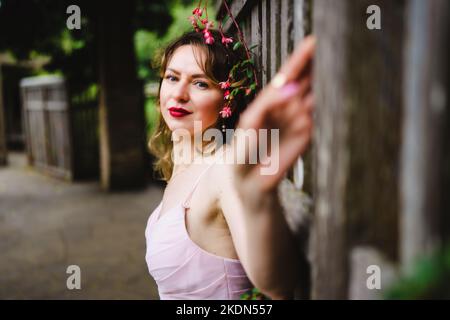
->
xmin=236 ymin=102 xmax=313 ymax=190
xmin=258 ymin=118 xmax=313 ymax=191
xmin=239 ymin=73 xmax=312 ymax=130
xmin=267 ymin=76 xmax=313 ymax=127
xmin=238 ymin=83 xmax=300 ymax=130
xmin=233 ymin=36 xmax=316 ymax=191
xmin=245 ymin=129 xmax=312 ymax=193
xmin=302 ymin=92 xmax=314 ymax=113
xmin=275 ymin=35 xmax=316 ymax=84
xmin=240 ymin=36 xmax=316 ymax=128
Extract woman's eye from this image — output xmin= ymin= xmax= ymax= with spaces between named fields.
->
xmin=165 ymin=75 xmax=177 ymax=82
xmin=194 ymin=81 xmax=209 ymax=89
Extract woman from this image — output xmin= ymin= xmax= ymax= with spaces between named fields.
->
xmin=145 ymin=29 xmax=315 ymax=300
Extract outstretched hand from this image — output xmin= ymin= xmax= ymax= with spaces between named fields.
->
xmin=233 ymin=36 xmax=316 ymax=195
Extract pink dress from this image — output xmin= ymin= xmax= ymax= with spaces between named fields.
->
xmin=145 ymin=162 xmax=253 ymax=299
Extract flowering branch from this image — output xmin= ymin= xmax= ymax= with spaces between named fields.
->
xmin=188 ymin=0 xmax=259 ymax=119
xmin=222 ymin=0 xmax=259 ymax=88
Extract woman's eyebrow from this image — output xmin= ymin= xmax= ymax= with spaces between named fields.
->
xmin=166 ymin=68 xmax=207 ymax=79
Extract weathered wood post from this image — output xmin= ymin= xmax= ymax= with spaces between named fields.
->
xmin=96 ymin=0 xmax=148 ymax=190
xmin=0 ymin=65 xmax=7 ymax=165
xmin=400 ymin=0 xmax=450 ymax=269
xmin=221 ymin=0 xmax=449 ymax=299
xmin=312 ymin=0 xmax=405 ymax=299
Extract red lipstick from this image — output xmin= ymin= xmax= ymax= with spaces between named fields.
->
xmin=168 ymin=107 xmax=193 ymax=118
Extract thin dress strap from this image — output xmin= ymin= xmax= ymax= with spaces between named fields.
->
xmin=182 ymin=161 xmax=216 ymax=209
xmin=154 ymin=201 xmax=164 ymax=221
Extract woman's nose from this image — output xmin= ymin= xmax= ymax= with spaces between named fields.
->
xmin=172 ymin=80 xmax=189 ymax=102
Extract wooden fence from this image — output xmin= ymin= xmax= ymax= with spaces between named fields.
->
xmin=219 ymin=0 xmax=450 ymax=299
xmin=0 ymin=65 xmax=6 ymax=165
xmin=20 ymin=75 xmax=99 ymax=180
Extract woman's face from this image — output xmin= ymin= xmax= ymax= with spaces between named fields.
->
xmin=159 ymin=45 xmax=224 ymax=135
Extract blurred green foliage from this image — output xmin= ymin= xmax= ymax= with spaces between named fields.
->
xmin=135 ymin=0 xmax=198 ymax=83
xmin=144 ymin=97 xmax=159 ymax=137
xmin=137 ymin=0 xmax=200 ymax=135
xmin=384 ymin=244 xmax=450 ymax=299
xmin=0 ymin=0 xmax=191 ymax=97
xmin=240 ymin=287 xmax=271 ymax=300
xmin=0 ymin=0 xmax=199 ymax=136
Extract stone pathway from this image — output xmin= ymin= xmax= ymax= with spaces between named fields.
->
xmin=0 ymin=152 xmax=163 ymax=299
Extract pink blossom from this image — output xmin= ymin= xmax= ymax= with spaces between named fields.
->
xmin=245 ymin=88 xmax=252 ymax=95
xmin=203 ymin=29 xmax=214 ymax=44
xmin=188 ymin=16 xmax=198 ymax=27
xmin=224 ymin=90 xmax=231 ymax=100
xmin=219 ymin=105 xmax=232 ymax=118
xmin=199 ymin=17 xmax=214 ymax=29
xmin=219 ymin=80 xmax=230 ymax=90
xmin=192 ymin=7 xmax=203 ymax=17
xmin=221 ymin=36 xmax=233 ymax=45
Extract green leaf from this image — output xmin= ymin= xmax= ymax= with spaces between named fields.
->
xmin=241 ymin=59 xmax=255 ymax=67
xmin=231 ymin=88 xmax=240 ymax=96
xmin=221 ymin=14 xmax=230 ymax=26
xmin=233 ymin=41 xmax=242 ymax=51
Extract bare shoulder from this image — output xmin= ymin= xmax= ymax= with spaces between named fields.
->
xmin=209 ymin=145 xmax=234 ymax=183
xmin=208 ymin=145 xmax=238 ymax=204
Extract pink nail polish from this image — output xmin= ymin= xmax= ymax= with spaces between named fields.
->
xmin=280 ymin=82 xmax=300 ymax=98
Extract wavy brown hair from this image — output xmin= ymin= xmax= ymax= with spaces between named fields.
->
xmin=148 ymin=30 xmax=253 ymax=182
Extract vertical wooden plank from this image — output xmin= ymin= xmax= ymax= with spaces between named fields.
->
xmin=241 ymin=16 xmax=250 ymax=51
xmin=46 ymin=87 xmax=56 ymax=167
xmin=62 ymin=84 xmax=73 ymax=176
xmin=97 ymin=0 xmax=147 ymax=190
xmin=28 ymin=88 xmax=47 ymax=168
xmin=246 ymin=11 xmax=252 ymax=45
xmin=311 ymin=0 xmax=349 ymax=300
xmin=400 ymin=0 xmax=450 ymax=268
xmin=261 ymin=0 xmax=270 ymax=86
xmin=251 ymin=1 xmax=263 ymax=89
xmin=293 ymin=0 xmax=305 ymax=42
xmin=293 ymin=0 xmax=313 ymax=41
xmin=20 ymin=87 xmax=32 ymax=164
xmin=0 ymin=66 xmax=7 ymax=165
xmin=346 ymin=0 xmax=404 ymax=262
xmin=280 ymin=0 xmax=294 ymax=61
xmin=30 ymin=111 xmax=42 ymax=165
xmin=270 ymin=0 xmax=281 ymax=78
xmin=312 ymin=0 xmax=404 ymax=299
xmin=43 ymin=86 xmax=53 ymax=168
xmin=290 ymin=0 xmax=309 ymax=191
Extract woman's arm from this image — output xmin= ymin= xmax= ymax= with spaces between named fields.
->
xmin=217 ymin=36 xmax=316 ymax=299
xmin=217 ymin=162 xmax=301 ymax=299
